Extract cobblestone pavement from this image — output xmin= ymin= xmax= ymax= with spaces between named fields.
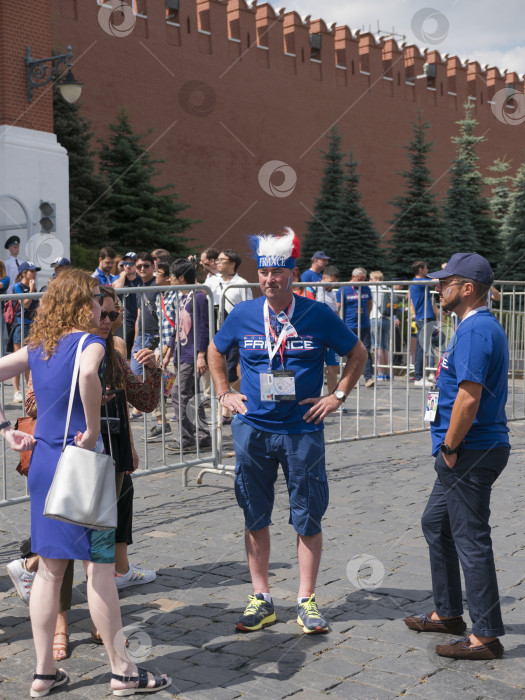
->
xmin=1 ymin=397 xmax=525 ymax=699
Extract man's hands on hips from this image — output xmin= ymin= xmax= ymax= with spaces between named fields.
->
xmin=220 ymin=392 xmax=248 ymax=416
xmin=299 ymin=395 xmax=343 ymax=424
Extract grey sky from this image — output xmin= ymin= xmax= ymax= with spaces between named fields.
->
xmin=288 ymin=0 xmax=524 ymax=76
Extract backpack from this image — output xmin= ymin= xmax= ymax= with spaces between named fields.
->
xmin=3 ymin=299 xmax=19 ymax=325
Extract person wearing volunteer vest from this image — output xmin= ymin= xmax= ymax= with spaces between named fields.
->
xmin=404 ymin=252 xmax=510 ymax=661
xmin=208 ymin=227 xmax=367 ymax=635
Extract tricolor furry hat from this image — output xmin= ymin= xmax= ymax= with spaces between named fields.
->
xmin=250 ymin=227 xmax=301 ymax=269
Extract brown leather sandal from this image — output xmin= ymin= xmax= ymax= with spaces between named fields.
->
xmin=52 ymin=632 xmax=70 ymax=661
xmin=91 ymin=629 xmax=129 ymax=647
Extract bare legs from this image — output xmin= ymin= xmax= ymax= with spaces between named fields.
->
xmin=29 ymin=557 xmax=167 ymax=694
xmin=245 ymin=526 xmax=322 ymax=598
xmin=29 ymin=557 xmax=68 ymax=694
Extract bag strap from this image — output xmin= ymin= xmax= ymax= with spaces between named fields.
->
xmin=62 ymin=334 xmax=88 ymax=451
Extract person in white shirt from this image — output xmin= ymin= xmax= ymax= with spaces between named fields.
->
xmin=369 ymin=270 xmax=398 ymax=381
xmin=4 ymin=235 xmax=24 ymax=293
xmin=215 ymin=249 xmax=253 ymax=423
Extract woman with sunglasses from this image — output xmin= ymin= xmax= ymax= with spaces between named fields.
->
xmin=2 ymin=270 xmax=169 ymax=696
xmin=8 ymin=286 xmax=163 ymax=664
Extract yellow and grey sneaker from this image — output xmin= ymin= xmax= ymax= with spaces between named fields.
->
xmin=235 ymin=594 xmax=276 ymax=632
xmin=296 ymin=594 xmax=329 ymax=634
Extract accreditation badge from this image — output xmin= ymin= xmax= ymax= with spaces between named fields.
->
xmin=260 ymin=370 xmax=296 ymax=401
xmin=424 ymin=391 xmax=439 ymax=423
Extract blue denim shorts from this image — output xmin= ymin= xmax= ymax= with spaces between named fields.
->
xmin=325 ymin=348 xmax=340 ymax=367
xmin=231 ymin=418 xmax=329 ymax=536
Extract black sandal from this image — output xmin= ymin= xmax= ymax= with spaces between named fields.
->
xmin=31 ymin=669 xmax=68 ymax=697
xmin=112 ymin=668 xmax=171 ymax=696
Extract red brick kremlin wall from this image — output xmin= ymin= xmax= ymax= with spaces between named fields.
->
xmin=50 ymin=0 xmax=524 ymax=269
xmin=0 ymin=0 xmax=53 ymax=132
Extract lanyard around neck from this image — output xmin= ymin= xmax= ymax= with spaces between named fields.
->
xmin=263 ymin=297 xmax=296 ymax=369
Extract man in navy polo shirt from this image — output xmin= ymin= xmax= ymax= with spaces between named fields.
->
xmin=404 ymin=252 xmax=510 ymax=661
xmin=336 ymin=267 xmax=375 ymax=388
xmin=208 ymin=228 xmax=367 ymax=634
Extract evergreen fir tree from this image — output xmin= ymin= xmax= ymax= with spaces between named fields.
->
xmin=497 ymin=163 xmax=525 ymax=279
xmin=443 ymin=102 xmax=499 ymax=266
xmin=298 ymin=127 xmax=344 ymax=272
xmin=442 ymin=155 xmax=479 ymax=253
xmin=486 ymin=157 xmax=513 ymax=239
xmin=389 ymin=110 xmax=444 ymax=277
xmin=98 ymin=108 xmax=193 ymax=253
xmin=53 ymin=88 xmax=109 ymax=247
xmin=333 ymin=151 xmax=383 ymax=279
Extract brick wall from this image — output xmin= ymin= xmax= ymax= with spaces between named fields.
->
xmin=49 ymin=0 xmax=523 ymax=269
xmin=0 ymin=0 xmax=53 ymax=132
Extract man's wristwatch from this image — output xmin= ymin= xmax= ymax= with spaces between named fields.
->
xmin=333 ymin=390 xmax=347 ymax=403
xmin=440 ymin=441 xmax=459 ymax=456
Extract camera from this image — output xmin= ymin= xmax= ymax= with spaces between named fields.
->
xmin=147 ymin=335 xmax=160 ymax=351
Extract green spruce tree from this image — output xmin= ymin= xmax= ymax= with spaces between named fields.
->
xmin=298 ymin=127 xmax=344 ymax=272
xmin=486 ymin=157 xmax=513 ymax=239
xmin=389 ymin=110 xmax=444 ymax=277
xmin=497 ymin=163 xmax=525 ymax=279
xmin=443 ymin=102 xmax=499 ymax=266
xmin=98 ymin=108 xmax=193 ymax=253
xmin=53 ymin=88 xmax=109 ymax=249
xmin=333 ymin=151 xmax=383 ymax=279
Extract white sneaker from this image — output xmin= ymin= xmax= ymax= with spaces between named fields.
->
xmin=13 ymin=391 xmax=23 ymax=404
xmin=114 ymin=562 xmax=157 ymax=590
xmin=7 ymin=558 xmax=35 ymax=604
xmin=413 ymin=378 xmax=427 ymax=387
xmin=427 ymin=373 xmax=436 ymax=382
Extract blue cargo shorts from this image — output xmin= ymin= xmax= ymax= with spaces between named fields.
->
xmin=231 ymin=418 xmax=329 ymax=536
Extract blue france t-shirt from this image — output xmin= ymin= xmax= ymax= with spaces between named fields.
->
xmin=300 ymin=269 xmax=322 ymax=283
xmin=336 ymin=285 xmax=372 ymax=329
xmin=410 ymin=278 xmax=436 ymax=321
xmin=213 ymin=294 xmax=358 ymax=434
xmin=430 ymin=309 xmax=510 ymax=455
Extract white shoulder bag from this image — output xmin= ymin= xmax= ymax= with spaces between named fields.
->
xmin=44 ymin=333 xmax=117 ymax=531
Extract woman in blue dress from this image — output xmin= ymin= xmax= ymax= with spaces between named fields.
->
xmin=0 ymin=268 xmax=170 ymax=697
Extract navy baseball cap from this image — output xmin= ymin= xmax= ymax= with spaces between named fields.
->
xmin=50 ymin=257 xmax=71 ymax=268
xmin=123 ymin=251 xmax=137 ymax=260
xmin=312 ymin=250 xmax=330 ymax=261
xmin=18 ymin=261 xmax=41 ymax=273
xmin=428 ymin=252 xmax=494 ymax=285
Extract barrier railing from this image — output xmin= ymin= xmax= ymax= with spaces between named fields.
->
xmin=1 ymin=278 xmax=524 ymax=505
xmin=217 ymin=279 xmax=524 ymax=448
xmin=0 ymin=284 xmax=230 ymax=508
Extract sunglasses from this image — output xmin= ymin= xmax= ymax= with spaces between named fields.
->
xmin=100 ymin=310 xmax=120 ymax=321
xmin=123 ymin=261 xmax=134 ymax=267
xmin=93 ymin=293 xmax=104 ymax=306
xmin=137 ymin=263 xmax=152 ymax=269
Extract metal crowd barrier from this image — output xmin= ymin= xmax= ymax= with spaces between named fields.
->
xmin=217 ymin=279 xmax=525 ymax=449
xmin=1 ymin=278 xmax=524 ymax=506
xmin=0 ymin=284 xmax=228 ymax=507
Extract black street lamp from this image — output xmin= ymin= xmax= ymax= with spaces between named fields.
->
xmin=24 ymin=45 xmax=83 ymax=104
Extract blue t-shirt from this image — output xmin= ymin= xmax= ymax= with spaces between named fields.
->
xmin=213 ymin=294 xmax=358 ymax=434
xmin=410 ymin=278 xmax=435 ymax=321
xmin=336 ymin=285 xmax=372 ymax=329
xmin=300 ymin=269 xmax=322 ymax=283
xmin=92 ymin=268 xmax=118 ymax=286
xmin=430 ymin=309 xmax=509 ymax=455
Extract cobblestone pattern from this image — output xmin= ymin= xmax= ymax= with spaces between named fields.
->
xmin=1 ymin=401 xmax=525 ymax=699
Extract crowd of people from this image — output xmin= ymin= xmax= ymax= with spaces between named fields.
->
xmin=0 ymin=232 xmax=511 ymax=695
